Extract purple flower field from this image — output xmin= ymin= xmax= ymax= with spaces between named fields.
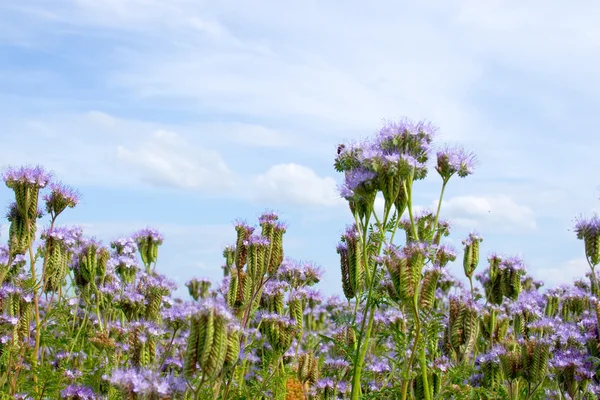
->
xmin=1 ymin=119 xmax=599 ymax=400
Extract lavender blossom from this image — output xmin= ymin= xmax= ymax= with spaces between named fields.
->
xmin=436 ymin=145 xmax=477 ymax=179
xmin=3 ymin=165 xmax=52 ymax=188
xmin=44 ymin=182 xmax=80 ymax=216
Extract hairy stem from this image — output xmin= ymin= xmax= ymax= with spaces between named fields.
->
xmin=350 ymin=202 xmax=394 ymax=400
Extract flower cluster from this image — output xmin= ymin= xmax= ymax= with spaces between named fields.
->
xmin=2 ymin=117 xmax=600 ymax=400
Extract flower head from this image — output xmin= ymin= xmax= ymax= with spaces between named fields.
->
xmin=60 ymin=384 xmax=97 ymax=400
xmin=44 ymin=182 xmax=80 ymax=216
xmin=436 ymin=146 xmax=477 ymax=179
xmin=133 ymin=228 xmax=164 ymax=245
xmin=574 ymin=214 xmax=600 ymax=240
xmin=3 ymin=165 xmax=52 ymax=189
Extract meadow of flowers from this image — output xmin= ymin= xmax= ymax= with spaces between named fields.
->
xmin=2 ymin=118 xmax=600 ymax=399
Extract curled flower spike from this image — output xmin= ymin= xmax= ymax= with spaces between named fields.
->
xmin=44 ymin=182 xmax=80 ymax=217
xmin=462 ymin=232 xmax=483 ymax=279
xmin=134 ymin=227 xmax=164 ymax=270
xmin=133 ymin=228 xmax=164 ymax=245
xmin=436 ymin=146 xmax=477 ymax=180
xmin=258 ymin=211 xmax=279 ymax=225
xmin=3 ymin=165 xmax=52 ymax=189
xmin=41 ymin=226 xmax=82 ymax=293
xmin=185 ymin=277 xmax=212 ymax=301
xmin=574 ymin=214 xmax=600 ymax=266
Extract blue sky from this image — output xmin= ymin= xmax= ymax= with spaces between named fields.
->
xmin=1 ymin=0 xmax=599 ymax=296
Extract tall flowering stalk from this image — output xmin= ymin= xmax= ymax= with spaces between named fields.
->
xmin=3 ymin=166 xmax=52 ymax=383
xmin=334 ymin=119 xmax=476 ymax=400
xmin=574 ymin=215 xmax=600 ymax=296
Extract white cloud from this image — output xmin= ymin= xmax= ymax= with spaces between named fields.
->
xmin=252 ymin=163 xmax=343 ymax=207
xmin=536 ymin=258 xmax=591 ymax=288
xmin=227 ymin=123 xmax=292 ymax=147
xmin=3 ymin=0 xmax=600 ymax=296
xmin=117 ymin=130 xmax=235 ymax=191
xmin=440 ymin=195 xmax=536 ymax=233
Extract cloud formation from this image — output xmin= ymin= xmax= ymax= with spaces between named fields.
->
xmin=1 ymin=0 xmax=600 ymax=291
xmin=252 ymin=163 xmax=343 ymax=207
xmin=441 ymin=195 xmax=537 ymax=233
xmin=117 ymin=130 xmax=235 ymax=191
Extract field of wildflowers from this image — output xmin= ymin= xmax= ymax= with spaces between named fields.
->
xmin=1 ymin=118 xmax=599 ymax=399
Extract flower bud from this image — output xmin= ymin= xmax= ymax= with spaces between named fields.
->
xmin=419 ymin=268 xmax=441 ymax=310
xmin=133 ymin=228 xmax=163 ymax=271
xmin=339 ymin=225 xmax=365 ymax=299
xmin=224 ymin=327 xmax=241 ymax=366
xmin=337 ymin=243 xmax=355 ymax=300
xmin=223 ymin=245 xmax=236 ymax=272
xmin=234 ymin=221 xmax=254 ymax=269
xmin=574 ymin=215 xmax=600 ymax=266
xmin=462 ymin=233 xmax=482 ymax=279
xmin=298 ymin=352 xmax=319 ymax=385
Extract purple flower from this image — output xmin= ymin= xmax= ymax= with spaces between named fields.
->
xmin=262 ymin=280 xmax=290 ymax=297
xmin=304 ymin=288 xmax=323 ymax=306
xmin=277 ymin=259 xmax=323 ymax=286
xmin=324 ymin=357 xmax=350 ymax=371
xmin=477 ymin=345 xmax=505 ymax=365
xmin=367 ymin=357 xmax=390 ymax=373
xmin=110 ymin=237 xmax=138 ymax=256
xmin=233 ymin=219 xmax=255 ymax=234
xmin=44 ymin=182 xmax=80 ymax=216
xmin=258 ymin=211 xmax=279 ymax=225
xmin=344 ymin=168 xmax=377 ymax=192
xmin=243 ymin=234 xmax=270 ymax=247
xmin=193 ymin=297 xmax=237 ymax=325
xmin=42 ymin=226 xmax=83 ymax=249
xmin=133 ymin=227 xmax=164 ymax=245
xmin=462 ymin=232 xmax=483 ymax=246
xmin=337 ymin=381 xmax=350 ymax=393
xmin=316 ymin=377 xmax=335 ymax=390
xmin=436 ymin=145 xmax=477 ymax=179
xmin=139 ymin=272 xmax=177 ymax=293
xmin=0 ymin=314 xmax=19 ymax=326
xmin=259 ymin=312 xmax=296 ymax=327
xmin=433 ymin=244 xmax=457 ymax=266
xmin=574 ymin=214 xmax=600 ymax=240
xmin=60 ymin=384 xmax=97 ymax=400
xmin=431 ymin=356 xmax=452 ymax=372
xmin=337 ymin=183 xmax=355 ymax=200
xmin=402 ymin=241 xmax=429 ymax=258
xmin=377 ymin=119 xmax=437 ymax=150
xmin=3 ymin=165 xmax=52 ymax=188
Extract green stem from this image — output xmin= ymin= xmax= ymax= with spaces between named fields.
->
xmin=403 ymin=178 xmax=418 ymax=241
xmin=195 ymin=375 xmax=206 ymax=400
xmin=400 ymin=171 xmax=433 ymax=400
xmin=585 ymin=262 xmax=600 ymax=340
xmin=430 ymin=179 xmax=448 ymax=244
xmin=157 ymin=328 xmax=178 ymax=368
xmin=400 ymin=298 xmax=422 ymax=400
xmin=469 ymin=277 xmax=474 ymax=300
xmin=489 ymin=308 xmax=496 ymax=351
xmin=68 ymin=307 xmax=89 ymax=356
xmin=253 ymin=354 xmax=284 ymax=400
xmin=350 ymin=204 xmax=392 ymax=400
xmin=23 ymin=202 xmax=43 ymax=393
xmin=95 ymin=295 xmax=104 ymax=332
xmin=351 ymin=305 xmax=376 ymax=399
xmin=418 ymin=346 xmax=432 ymax=400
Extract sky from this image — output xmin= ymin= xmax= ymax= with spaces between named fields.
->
xmin=1 ymin=0 xmax=599 ymax=296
